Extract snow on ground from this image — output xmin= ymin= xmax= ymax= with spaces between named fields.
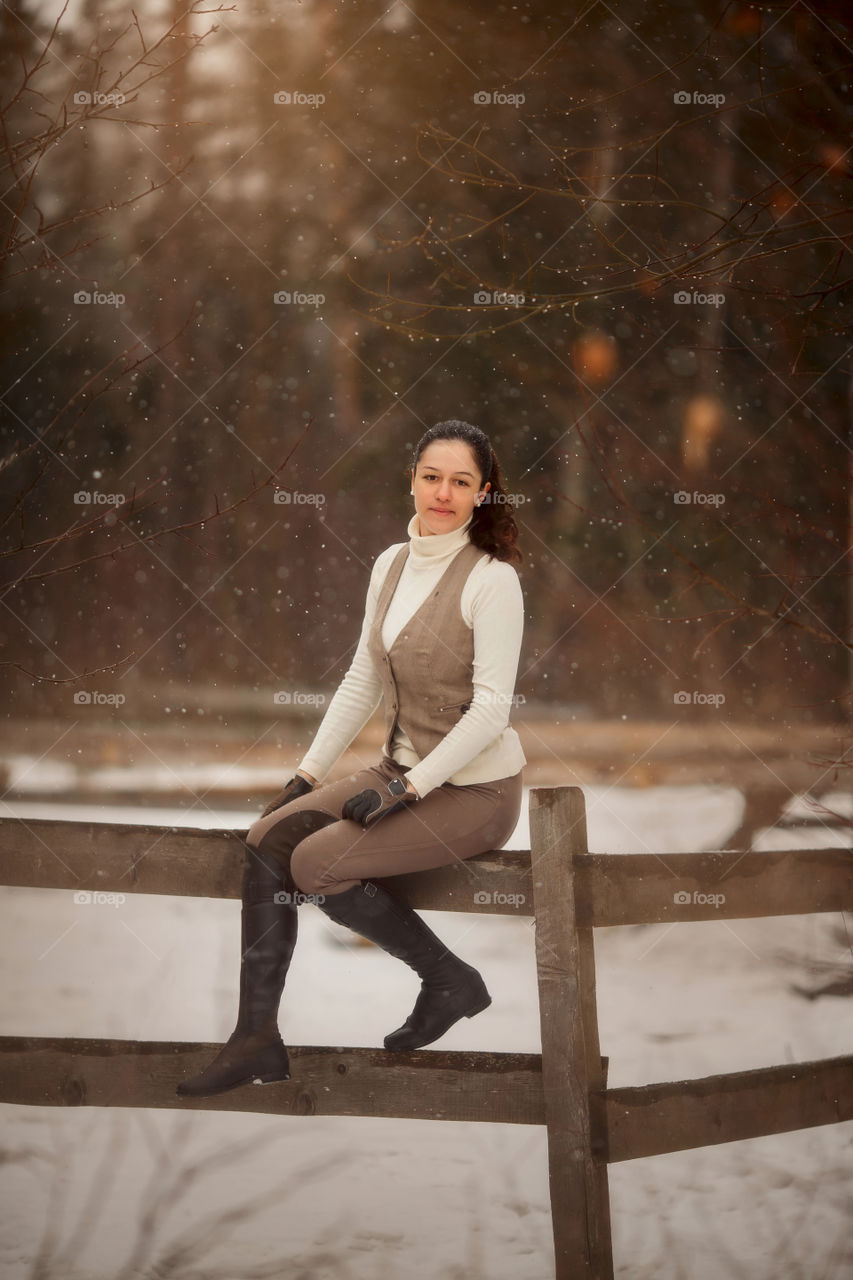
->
xmin=0 ymin=787 xmax=850 ymax=1279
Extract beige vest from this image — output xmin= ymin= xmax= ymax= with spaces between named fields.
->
xmin=368 ymin=542 xmax=488 ymax=760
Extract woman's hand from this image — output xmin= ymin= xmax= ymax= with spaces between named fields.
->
xmin=342 ymin=775 xmax=419 ymax=827
xmin=261 ymin=773 xmax=314 ymax=819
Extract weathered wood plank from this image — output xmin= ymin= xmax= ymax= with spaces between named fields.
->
xmin=0 ymin=818 xmax=248 ymax=899
xmin=530 ymin=786 xmax=614 ymax=1280
xmin=0 ymin=818 xmax=532 ymax=915
xmin=575 ymin=847 xmax=853 ymax=926
xmin=3 ymin=1037 xmax=849 ymax=1161
xmin=603 ymin=1054 xmax=853 ymax=1162
xmin=571 ymin=799 xmax=615 ymax=1277
xmin=0 ymin=1036 xmax=546 ymax=1124
xmin=1 ymin=819 xmax=848 ymax=924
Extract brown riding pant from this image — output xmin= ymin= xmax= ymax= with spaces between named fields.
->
xmin=245 ymin=756 xmax=523 ymax=897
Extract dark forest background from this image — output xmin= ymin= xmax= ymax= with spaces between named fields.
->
xmin=1 ymin=0 xmax=851 ymax=730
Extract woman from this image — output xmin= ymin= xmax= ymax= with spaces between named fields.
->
xmin=177 ymin=419 xmax=526 ymax=1097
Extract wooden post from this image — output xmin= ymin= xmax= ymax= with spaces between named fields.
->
xmin=529 ymin=786 xmax=614 ymax=1280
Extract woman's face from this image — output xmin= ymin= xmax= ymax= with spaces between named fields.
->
xmin=410 ymin=439 xmax=490 ymax=537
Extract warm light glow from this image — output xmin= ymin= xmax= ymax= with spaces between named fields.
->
xmin=681 ymin=394 xmax=726 ymax=472
xmin=571 ymin=330 xmax=618 ymax=385
xmin=818 ymin=143 xmax=848 ymax=172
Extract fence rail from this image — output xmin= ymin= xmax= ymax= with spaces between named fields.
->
xmin=1 ymin=789 xmax=851 ymax=1279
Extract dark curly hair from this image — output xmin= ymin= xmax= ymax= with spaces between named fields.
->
xmin=409 ymin=420 xmax=522 ymax=565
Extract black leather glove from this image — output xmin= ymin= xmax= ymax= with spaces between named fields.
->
xmin=342 ymin=775 xmax=418 ymax=828
xmin=261 ymin=773 xmax=313 ymax=819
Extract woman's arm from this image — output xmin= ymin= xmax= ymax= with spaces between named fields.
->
xmin=402 ymin=559 xmax=524 ymax=799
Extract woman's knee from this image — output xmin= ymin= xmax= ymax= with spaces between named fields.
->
xmin=289 ymin=845 xmax=323 ymax=895
xmin=290 ymin=827 xmax=349 ymax=895
xmin=249 ymin=808 xmax=337 ymax=861
xmin=246 ymin=817 xmax=268 ymax=846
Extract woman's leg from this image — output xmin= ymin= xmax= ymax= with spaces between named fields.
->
xmin=175 ymin=841 xmax=298 ymax=1096
xmin=291 ymin=764 xmax=524 ymax=1051
xmin=175 ymin=765 xmax=410 ymax=1097
xmin=174 ymin=803 xmax=344 ymax=1098
xmin=290 ymin=763 xmax=523 ymax=898
xmin=176 ymin=762 xmax=524 ymax=1092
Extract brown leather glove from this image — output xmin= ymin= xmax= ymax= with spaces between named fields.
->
xmin=261 ymin=773 xmax=313 ymax=819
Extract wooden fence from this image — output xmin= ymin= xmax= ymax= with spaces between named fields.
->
xmin=0 ymin=786 xmax=851 ymax=1278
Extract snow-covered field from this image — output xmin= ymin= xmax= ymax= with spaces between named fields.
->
xmin=0 ymin=785 xmax=851 ymax=1279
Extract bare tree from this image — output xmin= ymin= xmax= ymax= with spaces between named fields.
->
xmin=0 ymin=1 xmax=308 ymax=688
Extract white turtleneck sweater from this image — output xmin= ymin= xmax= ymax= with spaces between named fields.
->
xmin=297 ymin=512 xmax=526 ymax=798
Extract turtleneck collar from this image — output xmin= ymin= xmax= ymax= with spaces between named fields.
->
xmin=405 ymin=511 xmax=473 ymax=567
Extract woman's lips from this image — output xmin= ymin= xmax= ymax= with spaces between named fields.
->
xmin=431 ymin=508 xmax=453 ymax=514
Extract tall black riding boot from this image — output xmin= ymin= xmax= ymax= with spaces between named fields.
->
xmin=176 ymin=812 xmax=335 ymax=1098
xmin=176 ymin=846 xmax=296 ymax=1097
xmin=316 ymin=880 xmax=491 ymax=1051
